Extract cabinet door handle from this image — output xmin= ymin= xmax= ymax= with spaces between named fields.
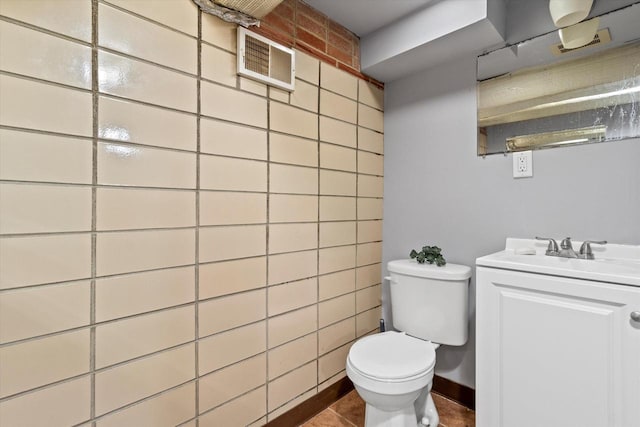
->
xmin=631 ymin=312 xmax=640 ymax=322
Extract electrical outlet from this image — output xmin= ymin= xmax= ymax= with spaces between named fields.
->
xmin=513 ymin=150 xmax=533 ymax=178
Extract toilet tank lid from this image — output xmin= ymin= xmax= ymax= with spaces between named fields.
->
xmin=388 ymin=259 xmax=471 ymax=281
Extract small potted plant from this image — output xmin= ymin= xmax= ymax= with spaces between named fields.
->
xmin=409 ymin=245 xmax=446 ymax=266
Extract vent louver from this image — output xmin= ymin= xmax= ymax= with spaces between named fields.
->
xmin=238 ymin=28 xmax=295 ymax=91
xmin=551 ymin=28 xmax=612 ymax=56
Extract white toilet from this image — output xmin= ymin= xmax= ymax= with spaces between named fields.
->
xmin=346 ymin=259 xmax=471 ymax=427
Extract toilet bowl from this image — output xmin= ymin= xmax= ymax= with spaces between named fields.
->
xmin=346 ymin=331 xmax=438 ymax=427
xmin=346 ymin=259 xmax=471 ymax=427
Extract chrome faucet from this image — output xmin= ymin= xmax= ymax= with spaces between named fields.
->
xmin=535 ymin=237 xmax=607 ymax=260
xmin=559 ymin=237 xmax=578 ymax=258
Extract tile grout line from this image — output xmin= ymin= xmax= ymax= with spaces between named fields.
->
xmin=0 ymin=69 xmax=93 ymax=94
xmin=331 ymin=407 xmax=359 ymax=427
xmin=195 ymin=383 xmax=265 ymax=422
xmin=354 ymin=72 xmax=360 ymax=340
xmin=90 ymin=0 xmax=99 ymax=424
xmin=265 ymin=65 xmax=272 ymax=422
xmin=0 ymin=222 xmax=381 ymax=240
xmin=93 ymin=45 xmax=199 ymax=78
xmin=194 ymin=7 xmax=203 ymax=426
xmin=1 ymin=303 xmax=195 ymax=348
xmin=315 ymin=57 xmax=322 ymax=395
xmin=0 ymin=103 xmax=382 ymax=156
xmin=0 ymin=284 xmax=382 ymax=354
xmin=0 ymin=256 xmax=383 ymax=296
xmin=0 ymin=28 xmax=382 ymax=125
xmin=90 ymin=380 xmax=196 ymax=424
xmin=0 ymin=15 xmax=92 ymax=47
xmin=98 ymin=0 xmax=197 ymax=40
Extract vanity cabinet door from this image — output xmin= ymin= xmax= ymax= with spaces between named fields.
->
xmin=476 ymin=267 xmax=640 ymax=427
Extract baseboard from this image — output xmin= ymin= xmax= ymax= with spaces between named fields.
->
xmin=432 ymin=374 xmax=475 ymax=410
xmin=264 ymin=376 xmax=354 ymax=427
xmin=263 ymin=374 xmax=474 ymax=426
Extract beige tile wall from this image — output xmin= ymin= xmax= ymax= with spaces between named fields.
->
xmin=0 ymin=0 xmax=384 ymax=425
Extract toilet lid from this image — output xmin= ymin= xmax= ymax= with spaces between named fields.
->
xmin=348 ymin=332 xmax=436 ymax=380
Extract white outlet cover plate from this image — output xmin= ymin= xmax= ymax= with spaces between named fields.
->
xmin=513 ymin=150 xmax=533 ymax=178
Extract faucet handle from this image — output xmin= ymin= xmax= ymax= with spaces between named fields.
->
xmin=578 ymin=240 xmax=607 ymax=260
xmin=560 ymin=237 xmax=574 ymax=249
xmin=559 ymin=237 xmax=579 ymax=258
xmin=535 ymin=237 xmax=559 ymax=255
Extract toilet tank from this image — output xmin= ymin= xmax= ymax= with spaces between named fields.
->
xmin=388 ymin=259 xmax=471 ymax=346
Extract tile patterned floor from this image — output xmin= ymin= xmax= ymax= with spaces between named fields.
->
xmin=301 ymin=390 xmax=475 ymax=427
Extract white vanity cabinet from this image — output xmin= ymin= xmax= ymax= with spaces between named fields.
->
xmin=476 ymin=239 xmax=640 ymax=427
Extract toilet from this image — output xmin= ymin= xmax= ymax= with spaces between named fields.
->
xmin=346 ymin=259 xmax=471 ymax=427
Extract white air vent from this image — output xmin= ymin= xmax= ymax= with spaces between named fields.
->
xmin=237 ymin=27 xmax=295 ymax=91
xmin=550 ymin=28 xmax=612 ymax=56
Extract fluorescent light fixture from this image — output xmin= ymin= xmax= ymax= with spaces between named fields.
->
xmin=530 ymin=84 xmax=640 ymax=111
xmin=480 ymin=83 xmax=640 ymax=125
xmin=506 ymin=125 xmax=606 ymax=151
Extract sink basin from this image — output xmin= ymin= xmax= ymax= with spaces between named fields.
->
xmin=476 ymin=238 xmax=640 ymax=286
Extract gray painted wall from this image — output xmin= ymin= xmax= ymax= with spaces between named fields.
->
xmin=382 ymin=55 xmax=640 ymax=388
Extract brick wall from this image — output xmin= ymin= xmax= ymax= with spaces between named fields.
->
xmin=254 ymin=0 xmax=383 ymax=88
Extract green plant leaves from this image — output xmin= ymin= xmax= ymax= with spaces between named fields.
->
xmin=409 ymin=244 xmax=447 ymax=266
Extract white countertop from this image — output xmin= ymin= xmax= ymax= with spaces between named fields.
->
xmin=476 ymin=238 xmax=640 ymax=287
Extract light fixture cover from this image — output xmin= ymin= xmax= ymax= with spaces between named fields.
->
xmin=559 ymin=17 xmax=600 ymax=49
xmin=506 ymin=125 xmax=606 ymax=151
xmin=549 ymin=0 xmax=593 ymax=27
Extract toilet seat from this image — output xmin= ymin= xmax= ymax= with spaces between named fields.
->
xmin=348 ymin=331 xmax=436 ymax=381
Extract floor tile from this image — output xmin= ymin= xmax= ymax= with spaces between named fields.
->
xmin=307 ymin=389 xmax=475 ymax=427
xmin=432 ymin=393 xmax=475 ymax=427
xmin=329 ymin=390 xmax=364 ymax=427
xmin=302 ymin=409 xmax=355 ymax=427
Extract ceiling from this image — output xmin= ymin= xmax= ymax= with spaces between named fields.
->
xmin=304 ymin=0 xmax=506 ymax=81
xmin=302 ymin=0 xmax=640 ymax=82
xmin=304 ymin=0 xmax=434 ymax=37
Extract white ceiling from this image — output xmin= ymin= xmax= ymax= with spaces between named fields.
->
xmin=304 ymin=0 xmax=434 ymax=36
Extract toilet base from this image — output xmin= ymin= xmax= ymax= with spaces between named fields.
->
xmin=415 ymin=387 xmax=439 ymax=427
xmin=364 ymin=402 xmax=417 ymax=427
xmin=363 ymin=390 xmax=440 ymax=427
